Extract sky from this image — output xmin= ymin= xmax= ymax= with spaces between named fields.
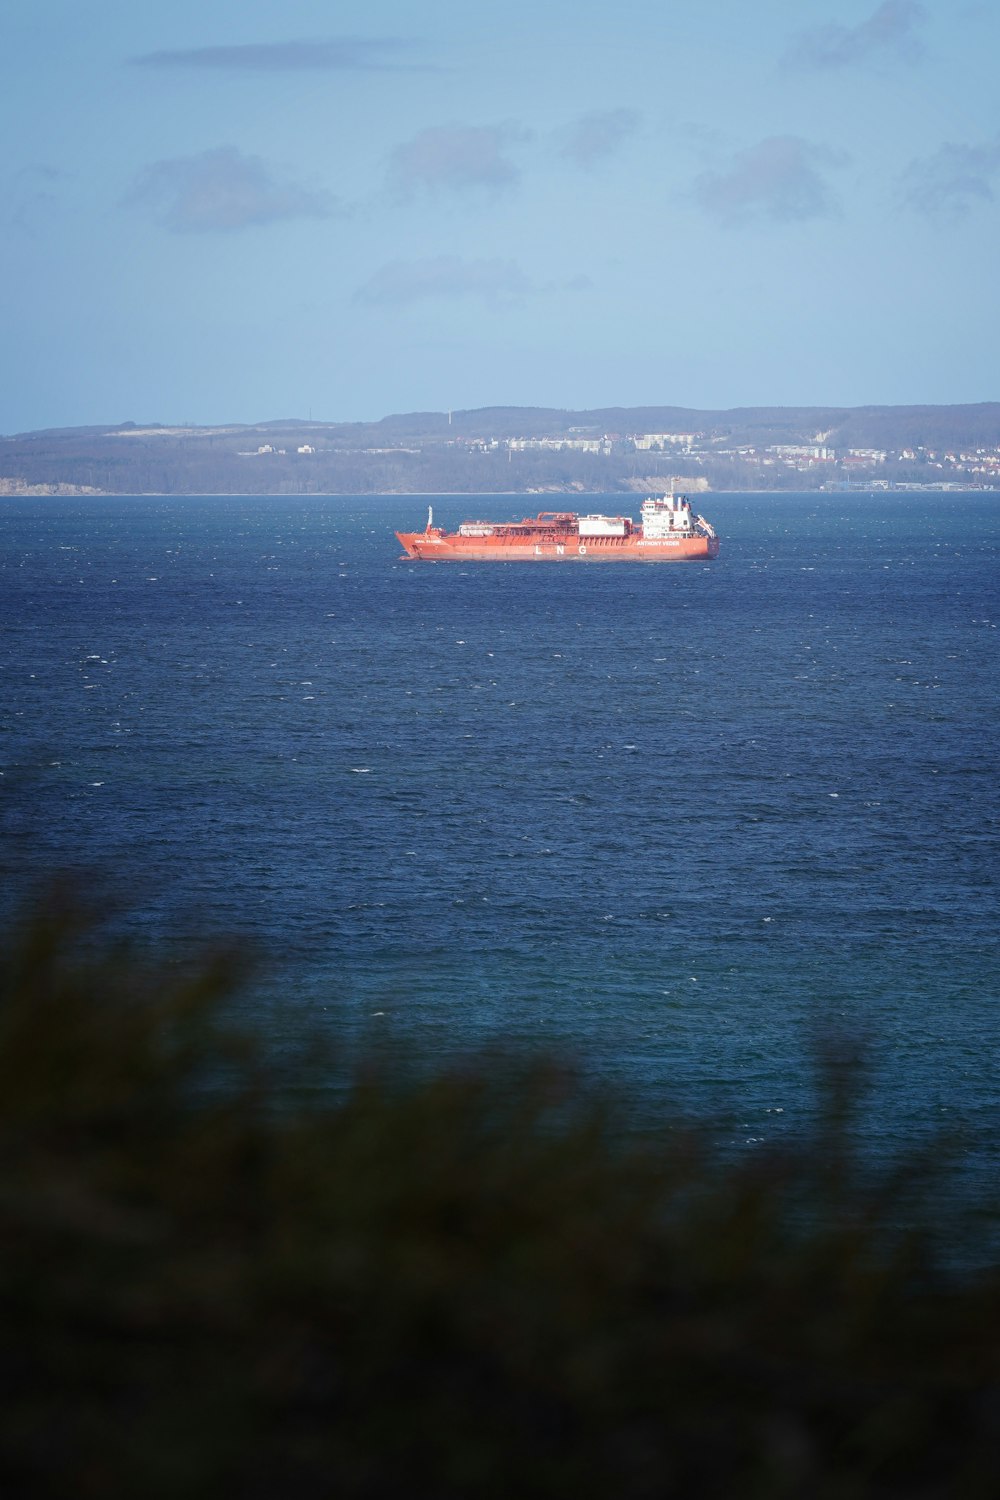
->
xmin=2 ymin=0 xmax=999 ymax=431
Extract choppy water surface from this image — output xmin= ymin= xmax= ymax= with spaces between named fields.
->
xmin=2 ymin=492 xmax=997 ymax=1192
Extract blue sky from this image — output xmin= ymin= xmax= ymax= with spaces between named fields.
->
xmin=2 ymin=0 xmax=998 ymax=430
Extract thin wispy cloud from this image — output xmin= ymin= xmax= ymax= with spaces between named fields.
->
xmin=354 ymin=256 xmax=535 ymax=306
xmin=784 ymin=1 xmax=925 ymax=69
xmin=902 ymin=135 xmax=1000 ymax=221
xmin=556 ymin=109 xmax=642 ymax=168
xmin=693 ymin=136 xmax=846 ymax=226
xmin=387 ymin=124 xmax=529 ymax=197
xmin=130 ymin=37 xmax=432 ymax=72
xmin=6 ymin=164 xmax=68 ymax=234
xmin=125 ymin=146 xmax=336 ymax=233
xmin=354 ymin=256 xmax=590 ymax=307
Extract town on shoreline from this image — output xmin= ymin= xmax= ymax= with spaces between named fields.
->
xmin=3 ymin=402 xmax=999 ymax=496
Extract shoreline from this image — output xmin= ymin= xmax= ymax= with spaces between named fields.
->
xmin=2 ymin=484 xmax=997 ymax=500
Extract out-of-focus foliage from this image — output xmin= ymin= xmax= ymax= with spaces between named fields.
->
xmin=1 ymin=888 xmax=998 ymax=1498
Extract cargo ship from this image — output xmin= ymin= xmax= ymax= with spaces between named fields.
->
xmin=396 ymin=494 xmax=719 ymax=562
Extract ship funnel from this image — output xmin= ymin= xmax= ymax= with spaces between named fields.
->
xmin=426 ymin=505 xmax=434 ymax=533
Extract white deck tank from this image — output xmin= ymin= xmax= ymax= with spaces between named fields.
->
xmin=578 ymin=515 xmax=629 ymax=537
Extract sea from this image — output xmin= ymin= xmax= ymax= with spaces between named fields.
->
xmin=2 ymin=491 xmax=998 ymax=1228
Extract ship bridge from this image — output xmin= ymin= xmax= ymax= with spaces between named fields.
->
xmin=641 ymin=495 xmax=696 ymax=538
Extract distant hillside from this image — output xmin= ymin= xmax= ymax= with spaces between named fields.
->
xmin=370 ymin=403 xmax=1000 ymax=448
xmin=3 ymin=403 xmax=999 ymax=494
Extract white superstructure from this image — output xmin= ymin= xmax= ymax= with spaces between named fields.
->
xmin=640 ymin=494 xmax=696 ymax=538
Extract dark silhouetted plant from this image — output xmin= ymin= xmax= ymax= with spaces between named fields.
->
xmin=1 ymin=885 xmax=998 ymax=1498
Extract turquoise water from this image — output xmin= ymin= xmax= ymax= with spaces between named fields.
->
xmin=2 ymin=492 xmax=997 ymax=1193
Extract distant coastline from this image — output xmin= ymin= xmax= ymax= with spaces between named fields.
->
xmin=3 ymin=402 xmax=1000 ymax=496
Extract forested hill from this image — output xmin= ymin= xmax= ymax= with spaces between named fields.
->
xmin=3 ymin=402 xmax=1000 ymax=495
xmin=368 ymin=403 xmax=1000 ymax=447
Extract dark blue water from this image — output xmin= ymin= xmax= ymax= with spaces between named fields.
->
xmin=2 ymin=493 xmax=998 ymax=1183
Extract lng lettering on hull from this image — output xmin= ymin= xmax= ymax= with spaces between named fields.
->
xmin=396 ymin=495 xmax=720 ymax=562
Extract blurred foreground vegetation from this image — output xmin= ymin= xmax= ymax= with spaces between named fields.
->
xmin=1 ymin=888 xmax=998 ymax=1498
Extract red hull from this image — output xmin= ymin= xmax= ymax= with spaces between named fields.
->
xmin=397 ymin=504 xmax=720 ymax=563
xmin=396 ymin=532 xmax=719 ymax=561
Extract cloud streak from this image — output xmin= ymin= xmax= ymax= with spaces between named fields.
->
xmin=387 ymin=124 xmax=529 ymax=197
xmin=354 ymin=257 xmax=590 ymax=307
xmin=354 ymin=256 xmax=535 ymax=306
xmin=784 ymin=1 xmax=925 ymax=69
xmin=902 ymin=135 xmax=1000 ymax=220
xmin=125 ymin=147 xmax=335 ymax=232
xmin=693 ymin=136 xmax=845 ymax=226
xmin=130 ymin=37 xmax=432 ymax=72
xmin=556 ymin=109 xmax=641 ymax=168
xmin=5 ymin=164 xmax=69 ymax=235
